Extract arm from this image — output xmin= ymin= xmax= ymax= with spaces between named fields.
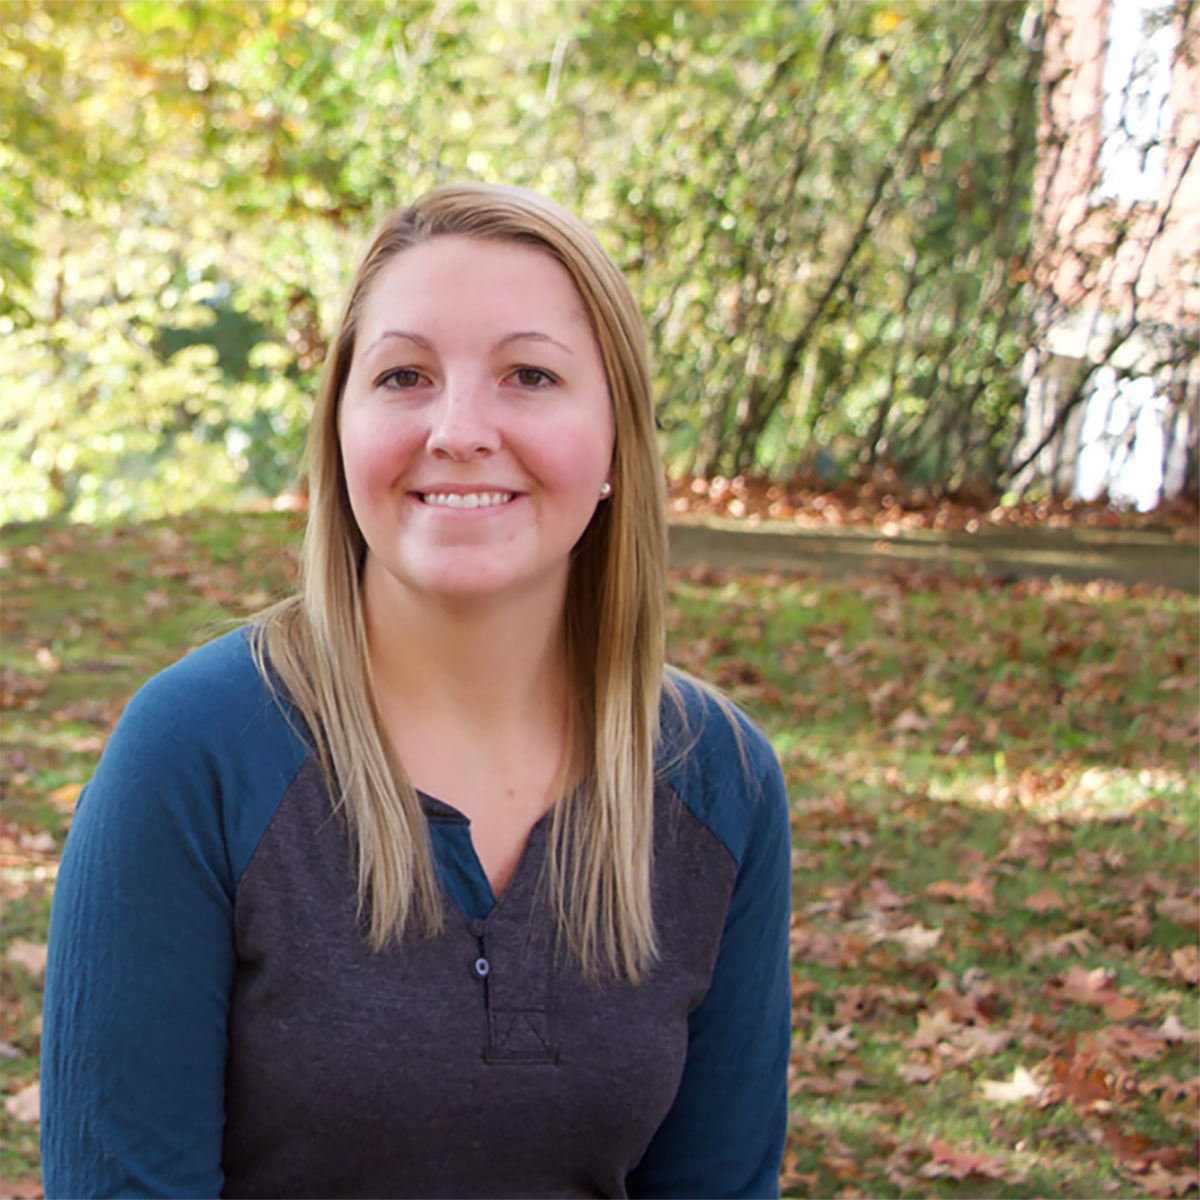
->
xmin=40 ymin=634 xmax=305 ymax=1199
xmin=630 ymin=718 xmax=793 ymax=1199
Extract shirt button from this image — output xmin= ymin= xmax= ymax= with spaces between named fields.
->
xmin=473 ymin=957 xmax=491 ymax=979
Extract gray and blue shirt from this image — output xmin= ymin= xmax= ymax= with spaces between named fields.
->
xmin=42 ymin=630 xmax=792 ymax=1198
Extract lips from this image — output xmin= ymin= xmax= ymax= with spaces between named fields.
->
xmin=417 ymin=490 xmax=516 ymax=509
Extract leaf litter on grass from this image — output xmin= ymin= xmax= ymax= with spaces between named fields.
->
xmin=1 ymin=511 xmax=1197 ymax=1197
xmin=669 ymin=561 xmax=1197 ymax=1198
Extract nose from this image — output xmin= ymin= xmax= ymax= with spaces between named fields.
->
xmin=426 ymin=379 xmax=501 ymax=461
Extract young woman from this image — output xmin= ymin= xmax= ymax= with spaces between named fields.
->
xmin=41 ymin=184 xmax=792 ymax=1199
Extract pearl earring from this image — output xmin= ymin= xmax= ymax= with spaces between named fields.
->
xmin=599 ymin=481 xmax=612 ymax=498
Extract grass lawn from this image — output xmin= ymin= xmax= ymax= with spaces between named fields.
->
xmin=2 ymin=511 xmax=1197 ymax=1197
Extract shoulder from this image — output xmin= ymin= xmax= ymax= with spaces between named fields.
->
xmin=80 ymin=628 xmax=311 ymax=882
xmin=117 ymin=627 xmax=304 ymax=759
xmin=125 ymin=626 xmax=268 ymax=717
xmin=656 ymin=669 xmax=786 ymax=869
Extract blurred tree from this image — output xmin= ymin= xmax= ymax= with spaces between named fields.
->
xmin=15 ymin=0 xmax=1176 ymax=522
xmin=557 ymin=0 xmax=1038 ymax=489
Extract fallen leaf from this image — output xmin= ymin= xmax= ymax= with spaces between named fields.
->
xmin=5 ymin=940 xmax=47 ymax=976
xmin=1156 ymin=1014 xmax=1200 ymax=1044
xmin=237 ymin=589 xmax=274 ymax=612
xmin=1048 ymin=964 xmax=1120 ymax=1007
xmin=34 ymin=646 xmax=60 ymax=672
xmin=866 ymin=879 xmax=910 ymax=909
xmin=891 ymin=709 xmax=929 ymax=733
xmin=890 ymin=922 xmax=943 ymax=959
xmin=908 ymin=1007 xmax=959 ymax=1050
xmin=1101 ymin=1122 xmax=1155 ymax=1163
xmin=1169 ymin=945 xmax=1199 ymax=986
xmin=921 ymin=1139 xmax=1010 ymax=1181
xmin=1156 ymin=894 xmax=1200 ymax=930
xmin=958 ymin=1026 xmax=1013 ymax=1056
xmin=980 ymin=1065 xmax=1043 ymax=1104
xmin=1097 ymin=1025 xmax=1165 ymax=1063
xmin=1103 ymin=994 xmax=1142 ymax=1022
xmin=47 ymin=782 xmax=83 ymax=809
xmin=919 ymin=691 xmax=954 ymax=718
xmin=1142 ymin=1167 xmax=1200 ymax=1198
xmin=1028 ymin=928 xmax=1095 ymax=962
xmin=1046 ymin=1044 xmax=1112 ymax=1110
xmin=0 ymin=1177 xmax=44 ymax=1199
xmin=4 ymin=1080 xmax=39 ymax=1123
xmin=1024 ymin=887 xmax=1067 ymax=913
xmin=899 ymin=1060 xmax=936 ymax=1084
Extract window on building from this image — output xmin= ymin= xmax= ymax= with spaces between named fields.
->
xmin=1096 ymin=0 xmax=1177 ymax=203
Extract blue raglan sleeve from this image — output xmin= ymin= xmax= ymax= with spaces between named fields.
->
xmin=40 ymin=633 xmax=306 ymax=1199
xmin=629 ymin=694 xmax=793 ymax=1200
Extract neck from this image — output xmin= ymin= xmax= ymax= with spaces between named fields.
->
xmin=361 ymin=562 xmax=571 ymax=732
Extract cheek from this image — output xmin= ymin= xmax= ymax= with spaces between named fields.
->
xmin=537 ymin=407 xmax=615 ymax=492
xmin=340 ymin=414 xmax=419 ymax=504
xmin=537 ymin=439 xmax=612 ymax=504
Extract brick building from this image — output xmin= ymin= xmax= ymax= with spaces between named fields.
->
xmin=1016 ymin=0 xmax=1198 ymax=507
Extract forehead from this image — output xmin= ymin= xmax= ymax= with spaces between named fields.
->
xmin=357 ymin=236 xmax=591 ymax=334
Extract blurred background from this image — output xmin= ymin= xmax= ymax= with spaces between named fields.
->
xmin=2 ymin=0 xmax=1196 ymax=526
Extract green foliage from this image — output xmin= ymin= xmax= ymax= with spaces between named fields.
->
xmin=583 ymin=0 xmax=1038 ymax=483
xmin=0 ymin=0 xmax=1043 ymax=522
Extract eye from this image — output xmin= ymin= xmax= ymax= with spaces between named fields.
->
xmin=378 ymin=367 xmax=425 ymax=390
xmin=510 ymin=366 xmax=556 ymax=388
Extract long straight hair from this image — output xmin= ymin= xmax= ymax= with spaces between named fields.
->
xmin=252 ymin=184 xmax=668 ymax=981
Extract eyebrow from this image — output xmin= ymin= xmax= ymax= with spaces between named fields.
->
xmin=363 ymin=329 xmax=574 ymax=357
xmin=363 ymin=330 xmax=433 ymax=356
xmin=492 ymin=331 xmax=574 ymax=357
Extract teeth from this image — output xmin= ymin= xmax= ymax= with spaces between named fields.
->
xmin=421 ymin=491 xmax=513 ymax=509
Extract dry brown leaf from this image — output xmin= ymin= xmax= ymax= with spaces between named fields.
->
xmin=47 ymin=782 xmax=83 ymax=809
xmin=1156 ymin=1014 xmax=1200 ymax=1044
xmin=1024 ymin=887 xmax=1067 ymax=913
xmin=1103 ymin=994 xmax=1142 ymax=1022
xmin=1156 ymin=895 xmax=1200 ymax=930
xmin=1027 ymin=928 xmax=1095 ymax=962
xmin=958 ymin=1026 xmax=1013 ymax=1056
xmin=921 ymin=1139 xmax=1011 ymax=1182
xmin=1169 ymin=945 xmax=1200 ymax=986
xmin=866 ymin=879 xmax=910 ymax=910
xmin=1098 ymin=1026 xmax=1166 ymax=1063
xmin=919 ymin=691 xmax=954 ymax=718
xmin=1101 ymin=1122 xmax=1153 ymax=1159
xmin=34 ymin=646 xmax=60 ymax=673
xmin=1142 ymin=1167 xmax=1200 ymax=1199
xmin=889 ymin=922 xmax=942 ymax=960
xmin=1046 ymin=1046 xmax=1112 ymax=1111
xmin=5 ymin=939 xmax=47 ymax=976
xmin=1049 ymin=964 xmax=1120 ymax=1007
xmin=4 ymin=1080 xmax=39 ymax=1124
xmin=890 ymin=709 xmax=929 ymax=733
xmin=908 ymin=1008 xmax=959 ymax=1050
xmin=0 ymin=1177 xmax=44 ymax=1199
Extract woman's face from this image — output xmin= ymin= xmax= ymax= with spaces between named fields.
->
xmin=339 ymin=236 xmax=615 ymax=611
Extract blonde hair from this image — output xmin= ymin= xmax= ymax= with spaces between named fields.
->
xmin=253 ymin=184 xmax=667 ymax=981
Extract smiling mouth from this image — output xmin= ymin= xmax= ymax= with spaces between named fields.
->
xmin=418 ymin=491 xmax=515 ymax=509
